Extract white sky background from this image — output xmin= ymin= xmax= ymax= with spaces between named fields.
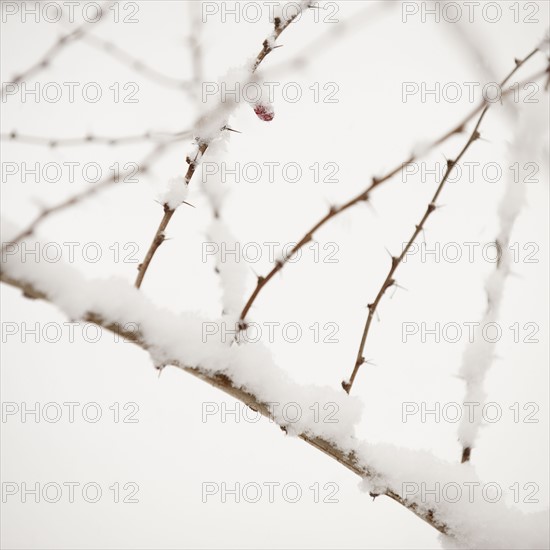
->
xmin=1 ymin=1 xmax=549 ymax=548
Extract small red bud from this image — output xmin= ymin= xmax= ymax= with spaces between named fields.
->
xmin=253 ymin=102 xmax=274 ymax=122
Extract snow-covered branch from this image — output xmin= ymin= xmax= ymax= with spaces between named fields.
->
xmin=1 ymin=223 xmax=548 ymax=548
xmin=458 ymin=101 xmax=549 ymax=462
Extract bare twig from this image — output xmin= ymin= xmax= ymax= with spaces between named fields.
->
xmin=1 ymin=1 xmax=113 ymax=100
xmin=236 ymin=66 xmax=548 ymax=328
xmin=78 ymin=32 xmax=193 ymax=91
xmin=342 ymin=48 xmax=541 ymax=394
xmin=266 ymin=1 xmax=396 ymax=77
xmin=3 ymin=136 xmax=187 ymax=250
xmin=1 ymin=129 xmax=191 ymax=148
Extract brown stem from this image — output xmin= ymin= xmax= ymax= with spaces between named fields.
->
xmin=343 ymin=48 xmax=541 ymax=394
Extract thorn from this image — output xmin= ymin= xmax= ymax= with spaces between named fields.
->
xmin=155 ymin=364 xmax=167 ymax=378
xmin=389 ymin=284 xmax=400 ymax=299
xmin=222 ymin=125 xmax=242 ymax=134
xmin=341 ymin=380 xmax=351 ymax=394
xmin=514 ymin=58 xmax=521 ymax=66
xmin=182 ymin=201 xmax=195 ymax=208
xmin=418 ymin=226 xmax=426 ymax=245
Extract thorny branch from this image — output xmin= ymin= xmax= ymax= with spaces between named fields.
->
xmin=134 ymin=5 xmax=314 ymax=289
xmin=237 ymin=66 xmax=548 ymax=328
xmin=342 ymin=47 xmax=542 ymax=394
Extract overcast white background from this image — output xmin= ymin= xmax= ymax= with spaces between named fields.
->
xmin=1 ymin=1 xmax=549 ymax=548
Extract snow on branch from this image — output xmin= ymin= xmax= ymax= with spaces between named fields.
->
xmin=458 ymin=102 xmax=549 ymax=463
xmin=1 ymin=220 xmax=548 ymax=549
